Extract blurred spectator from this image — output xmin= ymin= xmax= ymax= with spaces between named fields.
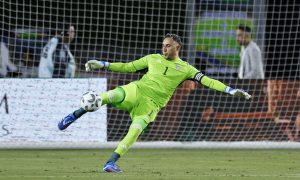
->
xmin=236 ymin=25 xmax=265 ymax=79
xmin=20 ymin=49 xmax=39 ymax=78
xmin=38 ymin=24 xmax=76 ymax=78
xmin=294 ymin=113 xmax=300 ymax=141
xmin=12 ymin=29 xmax=48 ymax=78
xmin=0 ymin=41 xmax=19 ymax=77
xmin=293 ymin=90 xmax=300 ymax=141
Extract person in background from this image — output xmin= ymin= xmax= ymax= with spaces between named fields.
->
xmin=236 ymin=25 xmax=265 ymax=79
xmin=0 ymin=41 xmax=19 ymax=77
xmin=38 ymin=24 xmax=76 ymax=78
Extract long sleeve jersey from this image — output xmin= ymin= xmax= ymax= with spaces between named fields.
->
xmin=108 ymin=54 xmax=228 ymax=108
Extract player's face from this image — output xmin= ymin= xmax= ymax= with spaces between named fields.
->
xmin=236 ymin=29 xmax=249 ymax=46
xmin=66 ymin=26 xmax=75 ymax=43
xmin=162 ymin=38 xmax=180 ymax=60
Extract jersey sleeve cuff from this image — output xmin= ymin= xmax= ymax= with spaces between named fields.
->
xmin=103 ymin=61 xmax=110 ymax=69
xmin=225 ymin=86 xmax=233 ymax=93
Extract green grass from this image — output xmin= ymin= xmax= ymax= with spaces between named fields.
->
xmin=0 ymin=149 xmax=300 ymax=180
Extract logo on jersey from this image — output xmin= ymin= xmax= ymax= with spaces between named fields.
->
xmin=176 ymin=64 xmax=181 ymax=71
xmin=156 ymin=59 xmax=162 ymax=63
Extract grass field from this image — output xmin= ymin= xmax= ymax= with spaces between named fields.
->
xmin=0 ymin=149 xmax=299 ymax=180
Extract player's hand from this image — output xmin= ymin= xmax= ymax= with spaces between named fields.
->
xmin=85 ymin=60 xmax=110 ymax=71
xmin=226 ymin=87 xmax=252 ymax=100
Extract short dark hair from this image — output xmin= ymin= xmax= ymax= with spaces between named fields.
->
xmin=56 ymin=23 xmax=74 ymax=36
xmin=164 ymin=33 xmax=182 ymax=46
xmin=237 ymin=25 xmax=251 ymax=33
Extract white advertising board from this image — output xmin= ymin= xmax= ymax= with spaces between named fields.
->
xmin=0 ymin=78 xmax=107 ymax=148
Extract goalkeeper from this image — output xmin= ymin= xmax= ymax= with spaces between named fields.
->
xmin=58 ymin=34 xmax=251 ymax=173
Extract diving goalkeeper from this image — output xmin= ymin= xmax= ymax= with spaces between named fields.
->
xmin=58 ymin=34 xmax=251 ymax=173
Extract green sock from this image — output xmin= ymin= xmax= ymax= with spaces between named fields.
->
xmin=114 ymin=119 xmax=148 ymax=157
xmin=114 ymin=126 xmax=141 ymax=156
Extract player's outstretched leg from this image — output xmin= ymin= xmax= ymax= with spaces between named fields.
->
xmin=58 ymin=88 xmax=125 ymax=130
xmin=103 ymin=119 xmax=148 ymax=173
xmin=58 ymin=108 xmax=87 ymax=130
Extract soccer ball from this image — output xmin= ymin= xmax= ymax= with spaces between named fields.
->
xmin=80 ymin=91 xmax=102 ymax=112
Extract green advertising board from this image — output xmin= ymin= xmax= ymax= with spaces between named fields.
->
xmin=195 ymin=11 xmax=255 ymax=67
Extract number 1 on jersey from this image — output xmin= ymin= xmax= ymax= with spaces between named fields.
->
xmin=163 ymin=67 xmax=168 ymax=75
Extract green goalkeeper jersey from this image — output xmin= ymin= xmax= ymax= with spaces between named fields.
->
xmin=109 ymin=54 xmax=227 ymax=107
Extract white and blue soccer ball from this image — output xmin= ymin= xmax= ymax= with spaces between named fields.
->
xmin=80 ymin=91 xmax=102 ymax=112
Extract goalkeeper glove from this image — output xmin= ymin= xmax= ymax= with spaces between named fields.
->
xmin=225 ymin=87 xmax=252 ymax=100
xmin=85 ymin=60 xmax=110 ymax=71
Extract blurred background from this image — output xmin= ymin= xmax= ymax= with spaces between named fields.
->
xmin=1 ymin=0 xmax=299 ymax=78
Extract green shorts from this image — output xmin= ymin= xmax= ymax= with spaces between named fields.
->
xmin=112 ymin=82 xmax=160 ymax=124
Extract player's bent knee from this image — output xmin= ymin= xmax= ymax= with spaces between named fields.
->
xmin=101 ymin=88 xmax=125 ymax=105
xmin=131 ymin=118 xmax=148 ymax=133
xmin=130 ymin=123 xmax=143 ymax=133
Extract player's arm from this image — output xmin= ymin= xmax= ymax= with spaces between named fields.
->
xmin=85 ymin=56 xmax=148 ymax=73
xmin=190 ymin=69 xmax=251 ymax=100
